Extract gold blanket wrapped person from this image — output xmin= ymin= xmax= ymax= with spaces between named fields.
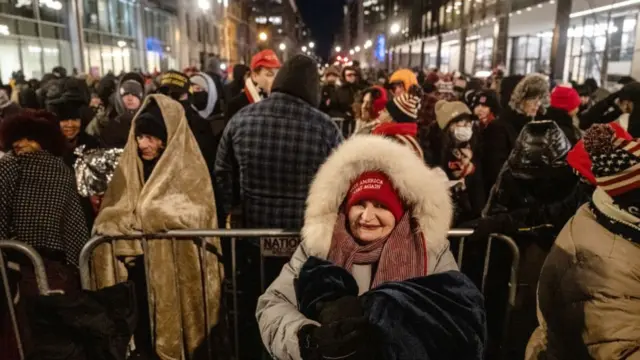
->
xmin=91 ymin=94 xmax=224 ymax=360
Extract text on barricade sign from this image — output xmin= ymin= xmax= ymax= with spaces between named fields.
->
xmin=260 ymin=237 xmax=301 ymax=257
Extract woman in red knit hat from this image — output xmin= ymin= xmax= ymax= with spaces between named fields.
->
xmin=257 ymin=135 xmax=486 ymax=360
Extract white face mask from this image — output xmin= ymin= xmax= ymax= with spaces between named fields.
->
xmin=453 ymin=126 xmax=473 ymax=142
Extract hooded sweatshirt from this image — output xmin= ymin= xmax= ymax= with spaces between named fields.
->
xmin=190 ymin=72 xmax=219 ymax=120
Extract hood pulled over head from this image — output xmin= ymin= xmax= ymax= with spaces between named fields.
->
xmin=302 ymin=135 xmax=452 ymax=259
xmin=189 ymin=72 xmax=218 ymax=119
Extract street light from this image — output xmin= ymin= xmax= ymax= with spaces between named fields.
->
xmin=302 ymin=45 xmax=308 ymax=52
xmin=355 ymin=46 xmax=361 ymax=52
xmin=309 ymin=42 xmax=315 ymax=49
xmin=349 ymin=49 xmax=355 ymax=55
xmin=198 ymin=0 xmax=211 ymax=11
xmin=117 ymin=40 xmax=127 ymax=48
xmin=390 ymin=22 xmax=401 ymax=35
xmin=279 ymin=43 xmax=286 ymax=51
xmin=258 ymin=32 xmax=268 ymax=41
xmin=335 ymin=46 xmax=341 ymax=52
xmin=364 ymin=39 xmax=373 ymax=49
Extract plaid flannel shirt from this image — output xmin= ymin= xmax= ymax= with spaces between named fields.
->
xmin=215 ymin=92 xmax=343 ymax=229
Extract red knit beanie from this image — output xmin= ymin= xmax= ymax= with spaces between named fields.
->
xmin=550 ymin=86 xmax=581 ymax=113
xmin=345 ymin=171 xmax=405 ymax=222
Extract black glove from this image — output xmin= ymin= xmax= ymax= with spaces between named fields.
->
xmin=297 ymin=317 xmax=378 ymax=360
xmin=317 ymin=295 xmax=363 ymax=324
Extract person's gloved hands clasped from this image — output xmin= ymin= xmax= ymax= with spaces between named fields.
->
xmin=297 ymin=296 xmax=378 ymax=360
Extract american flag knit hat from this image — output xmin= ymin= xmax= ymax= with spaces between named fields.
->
xmin=386 ymin=92 xmax=421 ymax=123
xmin=584 ymin=124 xmax=640 ymax=198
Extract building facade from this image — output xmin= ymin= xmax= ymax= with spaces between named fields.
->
xmin=0 ymin=0 xmax=256 ymax=83
xmin=250 ymin=0 xmax=306 ymax=62
xmin=357 ymin=0 xmax=640 ymax=86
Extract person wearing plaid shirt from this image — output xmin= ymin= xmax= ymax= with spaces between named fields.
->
xmin=215 ymin=55 xmax=343 ymax=229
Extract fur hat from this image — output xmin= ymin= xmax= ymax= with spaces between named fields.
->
xmin=0 ymin=109 xmax=66 ymax=156
xmin=435 ymin=100 xmax=471 ymax=129
xmin=508 ymin=73 xmax=550 ymax=114
xmin=272 ymin=55 xmax=321 ymax=107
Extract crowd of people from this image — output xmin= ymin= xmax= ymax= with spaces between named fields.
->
xmin=0 ymin=46 xmax=638 ymax=360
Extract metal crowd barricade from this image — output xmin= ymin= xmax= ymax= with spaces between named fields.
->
xmin=0 ymin=240 xmax=55 ymax=360
xmin=78 ymin=229 xmax=519 ymax=360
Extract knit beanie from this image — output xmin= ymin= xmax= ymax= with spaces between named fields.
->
xmin=325 ymin=66 xmax=341 ymax=78
xmin=386 ymin=92 xmax=421 ymax=123
xmin=389 ymin=69 xmax=418 ymax=91
xmin=345 ymin=171 xmax=405 ymax=222
xmin=134 ymin=101 xmax=167 ymax=144
xmin=567 ymin=123 xmax=632 ymax=186
xmin=583 ymin=124 xmax=640 ymax=201
xmin=120 ymin=80 xmax=144 ymax=100
xmin=435 ymin=100 xmax=472 ymax=129
xmin=470 ymin=90 xmax=501 ymax=115
xmin=550 ymin=86 xmax=581 ymax=113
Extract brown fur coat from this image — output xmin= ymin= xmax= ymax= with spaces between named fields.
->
xmin=91 ymin=94 xmax=223 ymax=360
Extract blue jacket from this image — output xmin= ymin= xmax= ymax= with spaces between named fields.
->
xmin=215 ymin=92 xmax=343 ymax=228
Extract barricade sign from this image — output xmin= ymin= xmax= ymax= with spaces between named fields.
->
xmin=260 ymin=236 xmax=301 ymax=257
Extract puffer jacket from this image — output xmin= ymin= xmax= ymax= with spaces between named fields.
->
xmin=256 ymin=135 xmax=458 ymax=360
xmin=526 ymin=191 xmax=640 ymax=360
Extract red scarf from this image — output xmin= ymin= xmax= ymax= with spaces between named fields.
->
xmin=479 ymin=113 xmax=495 ymax=128
xmin=448 ymin=146 xmax=475 ymax=180
xmin=327 ymin=212 xmax=428 ymax=288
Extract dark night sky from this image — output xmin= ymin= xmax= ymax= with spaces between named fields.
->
xmin=296 ymin=0 xmax=345 ymax=61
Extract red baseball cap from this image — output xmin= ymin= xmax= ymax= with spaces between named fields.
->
xmin=251 ymin=50 xmax=282 ymax=71
xmin=345 ymin=171 xmax=405 ymax=222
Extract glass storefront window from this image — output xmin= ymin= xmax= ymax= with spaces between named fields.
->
xmin=0 ymin=37 xmax=21 ymax=83
xmin=21 ymin=39 xmax=43 ymax=79
xmin=85 ymin=0 xmax=99 ymax=30
xmin=41 ymin=39 xmax=61 ymax=72
xmin=0 ymin=0 xmax=36 ymax=19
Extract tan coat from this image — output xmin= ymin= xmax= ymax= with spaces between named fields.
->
xmin=92 ymin=94 xmax=224 ymax=360
xmin=526 ymin=198 xmax=640 ymax=360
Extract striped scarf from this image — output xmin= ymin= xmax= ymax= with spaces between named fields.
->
xmin=327 ymin=212 xmax=428 ymax=288
xmin=244 ymin=77 xmax=264 ymax=104
xmin=448 ymin=146 xmax=475 ymax=180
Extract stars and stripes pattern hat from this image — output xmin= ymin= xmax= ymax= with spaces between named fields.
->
xmin=386 ymin=92 xmax=421 ymax=123
xmin=584 ymin=124 xmax=640 ymax=198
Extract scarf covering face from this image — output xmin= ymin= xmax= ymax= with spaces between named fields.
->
xmin=92 ymin=94 xmax=223 ymax=360
xmin=244 ymin=77 xmax=264 ymax=104
xmin=448 ymin=145 xmax=475 ymax=180
xmin=327 ymin=212 xmax=428 ymax=289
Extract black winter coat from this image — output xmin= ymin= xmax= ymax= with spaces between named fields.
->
xmin=333 ymin=83 xmax=360 ymax=120
xmin=545 ymin=107 xmax=581 ymax=145
xmin=226 ymin=91 xmax=251 ymax=121
xmin=481 ymin=107 xmax=537 ymax=194
xmin=319 ymin=83 xmax=340 ymax=116
xmin=182 ymin=102 xmax=217 ymax=180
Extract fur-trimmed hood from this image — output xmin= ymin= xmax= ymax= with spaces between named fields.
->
xmin=302 ymin=135 xmax=453 ymax=259
xmin=509 ymin=73 xmax=550 ymax=114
